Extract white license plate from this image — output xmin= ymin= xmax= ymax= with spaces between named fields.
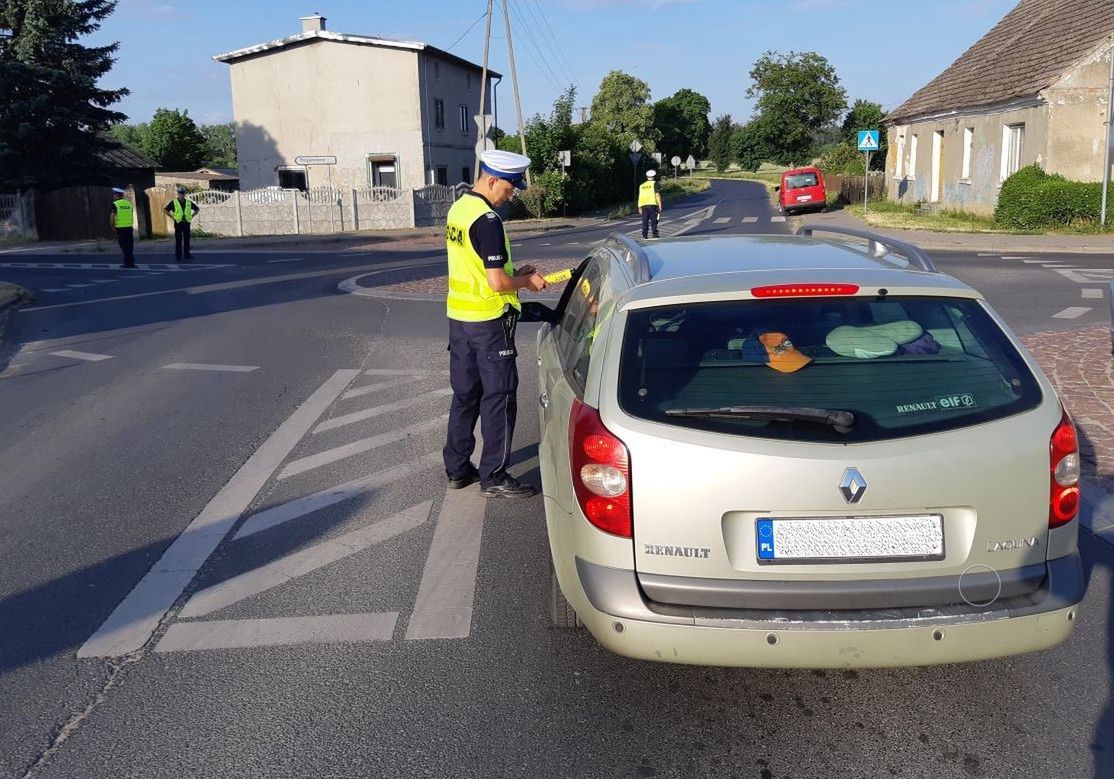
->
xmin=796 ymin=195 xmax=812 ymax=201
xmin=756 ymin=515 xmax=944 ymax=563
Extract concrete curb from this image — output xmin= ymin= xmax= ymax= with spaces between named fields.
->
xmin=337 ymin=267 xmax=563 ymax=304
xmin=0 ymin=282 xmax=30 ymax=347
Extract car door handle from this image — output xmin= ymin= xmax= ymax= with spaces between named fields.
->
xmin=539 ymin=392 xmax=549 ymax=409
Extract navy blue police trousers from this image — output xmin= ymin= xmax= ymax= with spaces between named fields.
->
xmin=443 ymin=311 xmax=519 ymax=489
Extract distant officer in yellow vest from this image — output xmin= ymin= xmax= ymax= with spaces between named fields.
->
xmin=164 ymin=185 xmax=201 ymax=263
xmin=638 ymin=169 xmax=663 ymax=239
xmin=109 ymin=187 xmax=136 ymax=268
xmin=443 ymin=149 xmax=546 ymax=499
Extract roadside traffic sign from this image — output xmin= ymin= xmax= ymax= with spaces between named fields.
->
xmin=856 ymin=131 xmax=879 ymax=152
xmin=685 ymin=155 xmax=696 ymax=170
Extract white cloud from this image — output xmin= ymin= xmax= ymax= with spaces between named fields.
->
xmin=118 ymin=0 xmax=188 ymax=20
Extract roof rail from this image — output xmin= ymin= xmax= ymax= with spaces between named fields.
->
xmin=608 ymin=232 xmax=653 ymax=283
xmin=795 ymin=225 xmax=938 ymax=273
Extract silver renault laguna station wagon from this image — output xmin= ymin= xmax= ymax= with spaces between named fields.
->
xmin=536 ymin=226 xmax=1083 ymax=669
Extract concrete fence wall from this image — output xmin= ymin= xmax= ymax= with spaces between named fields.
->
xmin=144 ymin=184 xmax=463 ymax=238
xmin=0 ymin=192 xmax=36 ymax=240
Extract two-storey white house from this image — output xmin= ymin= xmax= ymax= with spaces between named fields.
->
xmin=214 ymin=15 xmax=498 ymax=192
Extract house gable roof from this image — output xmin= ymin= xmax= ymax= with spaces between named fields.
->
xmin=212 ymin=29 xmax=500 ymax=78
xmin=887 ymin=0 xmax=1114 ymax=124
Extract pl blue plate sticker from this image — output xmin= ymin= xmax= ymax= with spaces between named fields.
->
xmin=757 ymin=519 xmax=776 ymax=560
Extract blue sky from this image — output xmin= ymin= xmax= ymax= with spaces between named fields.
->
xmin=90 ymin=0 xmax=1018 ymax=129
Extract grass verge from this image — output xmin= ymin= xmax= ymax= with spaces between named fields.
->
xmin=846 ymin=199 xmax=1114 ymax=235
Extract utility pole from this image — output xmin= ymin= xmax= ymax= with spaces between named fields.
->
xmin=1102 ymin=45 xmax=1114 ymax=226
xmin=475 ymin=0 xmax=494 ymax=182
xmin=502 ymin=0 xmax=531 ymax=186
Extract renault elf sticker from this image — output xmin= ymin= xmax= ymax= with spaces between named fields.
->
xmin=896 ymin=393 xmax=976 ymax=414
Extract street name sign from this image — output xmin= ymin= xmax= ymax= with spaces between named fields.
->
xmin=856 ymin=131 xmax=880 ymax=152
xmin=294 ymin=155 xmax=337 ymax=165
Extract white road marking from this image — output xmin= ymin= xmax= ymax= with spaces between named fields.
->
xmin=163 ymin=363 xmax=260 ymax=373
xmin=1001 ymin=256 xmax=1033 ymax=260
xmin=234 ymin=452 xmax=441 ymax=539
xmin=48 ymin=349 xmax=113 ymax=362
xmin=364 ymin=368 xmax=449 ymax=376
xmin=770 ymin=216 xmax=786 ymax=223
xmin=41 ymin=288 xmax=71 ymax=293
xmin=1021 ymin=259 xmax=1047 ymax=264
xmin=342 ymin=376 xmax=428 ymax=400
xmin=66 ymin=284 xmax=94 ymax=288
xmin=267 ymin=258 xmax=305 ymax=263
xmin=405 ymin=486 xmax=488 ymax=640
xmin=278 ymin=416 xmax=447 ymax=479
xmin=977 ymin=253 xmax=999 ymax=257
xmin=314 ymin=388 xmax=454 ymax=433
xmin=156 ymin=613 xmax=398 ymax=653
xmin=1040 ymin=264 xmax=1074 ymax=268
xmin=1056 ymin=268 xmax=1109 ymax=283
xmin=180 ymin=501 xmax=432 ymax=618
xmin=742 ymin=216 xmax=759 ymax=223
xmin=0 ymin=262 xmax=231 ymax=271
xmin=1052 ymin=307 xmax=1091 ymax=319
xmin=77 ymin=369 xmax=360 ymax=658
xmin=713 ymin=217 xmax=731 ymax=224
xmin=1083 ymin=288 xmax=1104 ymax=299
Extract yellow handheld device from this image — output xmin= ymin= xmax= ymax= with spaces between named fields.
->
xmin=543 ymin=268 xmax=573 ymax=284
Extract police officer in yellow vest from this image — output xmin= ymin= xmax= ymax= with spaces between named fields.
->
xmin=443 ymin=150 xmax=547 ymax=498
xmin=164 ymin=186 xmax=201 ymax=263
xmin=110 ymin=187 xmax=136 ymax=268
xmin=638 ymin=169 xmax=663 ymax=239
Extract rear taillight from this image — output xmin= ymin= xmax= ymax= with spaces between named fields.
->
xmin=569 ymin=399 xmax=631 ymax=538
xmin=1049 ymin=408 xmax=1080 ymax=528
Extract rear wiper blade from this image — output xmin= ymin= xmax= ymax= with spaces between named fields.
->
xmin=665 ymin=405 xmax=855 ymax=433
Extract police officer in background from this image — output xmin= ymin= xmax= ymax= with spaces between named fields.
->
xmin=638 ymin=169 xmax=663 ymax=239
xmin=110 ymin=187 xmax=136 ymax=268
xmin=165 ymin=185 xmax=201 ymax=262
xmin=443 ymin=150 xmax=547 ymax=499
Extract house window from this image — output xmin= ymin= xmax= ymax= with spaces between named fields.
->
xmin=961 ymin=128 xmax=974 ymax=180
xmin=368 ymin=155 xmax=398 ymax=188
xmin=434 ymin=99 xmax=445 ymax=130
xmin=461 ymin=166 xmax=472 ymax=184
xmin=277 ymin=167 xmax=307 ymax=191
xmin=435 ymin=166 xmax=448 ymax=186
xmin=459 ymin=105 xmax=469 ymax=135
xmin=894 ymin=134 xmax=906 ymax=179
xmin=908 ymin=134 xmax=919 ymax=179
xmin=1001 ymin=123 xmax=1025 ymax=180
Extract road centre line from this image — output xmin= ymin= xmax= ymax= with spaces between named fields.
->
xmin=156 ymin=613 xmax=399 ymax=653
xmin=49 ymin=349 xmax=113 ymax=362
xmin=179 ymin=501 xmax=432 ymax=619
xmin=163 ymin=363 xmax=260 ymax=373
xmin=314 ymin=388 xmax=454 ymax=433
xmin=1083 ymin=288 xmax=1104 ymax=299
xmin=1001 ymin=256 xmax=1033 ymax=260
xmin=234 ymin=452 xmax=441 ymax=539
xmin=1052 ymin=307 xmax=1090 ymax=319
xmin=713 ymin=217 xmax=731 ymax=224
xmin=278 ymin=416 xmax=447 ymax=480
xmin=405 ymin=486 xmax=488 ymax=640
xmin=342 ymin=376 xmax=428 ymax=400
xmin=1021 ymin=259 xmax=1047 ymax=263
xmin=977 ymin=253 xmax=999 ymax=257
xmin=267 ymin=258 xmax=305 ymax=263
xmin=77 ymin=369 xmax=360 ymax=658
xmin=742 ymin=216 xmax=758 ymax=223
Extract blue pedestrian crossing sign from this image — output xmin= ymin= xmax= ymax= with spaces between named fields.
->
xmin=857 ymin=130 xmax=880 ymax=152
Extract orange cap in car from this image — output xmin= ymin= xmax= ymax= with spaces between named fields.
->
xmin=758 ymin=332 xmax=812 ymax=373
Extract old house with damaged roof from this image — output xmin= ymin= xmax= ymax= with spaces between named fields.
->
xmin=883 ymin=0 xmax=1114 ymax=215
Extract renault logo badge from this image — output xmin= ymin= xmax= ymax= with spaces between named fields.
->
xmin=839 ymin=468 xmax=867 ymax=503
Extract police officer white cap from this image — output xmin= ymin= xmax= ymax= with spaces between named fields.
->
xmin=646 ymin=170 xmax=656 ymax=179
xmin=112 ymin=187 xmax=126 ymax=194
xmin=480 ymin=149 xmax=531 ymax=190
xmin=176 ymin=185 xmax=187 ymax=194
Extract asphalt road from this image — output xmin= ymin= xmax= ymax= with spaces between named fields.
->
xmin=1 ymin=179 xmax=1113 ymax=778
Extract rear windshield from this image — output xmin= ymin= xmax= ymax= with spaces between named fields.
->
xmin=618 ymin=296 xmax=1042 ymax=443
xmin=785 ymin=172 xmax=819 ymax=189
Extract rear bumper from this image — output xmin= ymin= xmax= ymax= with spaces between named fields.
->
xmin=571 ymin=553 xmax=1083 ymax=668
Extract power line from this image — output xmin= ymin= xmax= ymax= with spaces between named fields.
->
xmin=507 ymin=0 xmax=566 ymax=92
xmin=523 ymin=0 xmax=578 ymax=88
xmin=445 ymin=8 xmax=490 ymax=52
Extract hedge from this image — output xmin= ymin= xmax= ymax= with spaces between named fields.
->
xmin=995 ymin=164 xmax=1113 ymax=229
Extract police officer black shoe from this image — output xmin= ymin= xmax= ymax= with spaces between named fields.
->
xmin=447 ymin=464 xmax=480 ymax=490
xmin=479 ymin=475 xmax=539 ymax=499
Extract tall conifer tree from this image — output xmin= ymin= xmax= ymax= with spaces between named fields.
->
xmin=0 ymin=0 xmax=128 ymax=190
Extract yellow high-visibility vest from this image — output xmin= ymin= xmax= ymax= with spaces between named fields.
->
xmin=113 ymin=198 xmax=134 ymax=228
xmin=638 ymin=180 xmax=659 ymax=208
xmin=171 ymin=199 xmax=195 ymax=224
xmin=445 ymin=194 xmax=521 ymax=322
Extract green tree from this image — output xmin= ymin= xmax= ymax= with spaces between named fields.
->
xmin=0 ymin=0 xmax=128 ymax=190
xmin=653 ymin=88 xmax=712 ymax=159
xmin=746 ymin=50 xmax=847 ymax=166
xmin=144 ymin=108 xmax=207 ymax=170
xmin=201 ymin=122 xmax=236 ymax=168
xmin=110 ymin=122 xmax=149 ymax=154
xmin=708 ymin=114 xmax=734 ymax=172
xmin=841 ymin=99 xmax=887 ymax=170
xmin=731 ymin=119 xmax=770 ymax=172
xmin=589 ymin=70 xmax=657 ymax=150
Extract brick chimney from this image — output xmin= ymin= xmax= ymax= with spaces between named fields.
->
xmin=300 ymin=13 xmax=326 ymax=33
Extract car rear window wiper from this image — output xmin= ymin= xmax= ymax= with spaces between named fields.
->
xmin=665 ymin=405 xmax=856 ymax=434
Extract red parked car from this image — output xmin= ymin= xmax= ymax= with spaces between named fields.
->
xmin=776 ymin=167 xmax=827 ymax=215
